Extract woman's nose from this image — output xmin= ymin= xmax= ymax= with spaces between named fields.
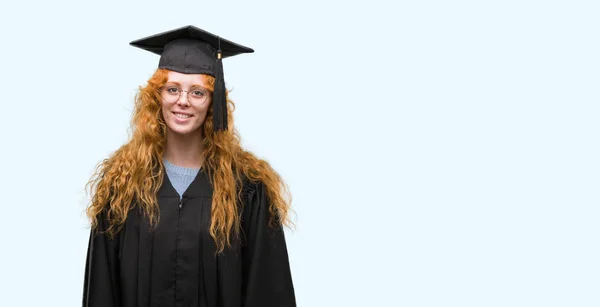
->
xmin=177 ymin=92 xmax=190 ymax=105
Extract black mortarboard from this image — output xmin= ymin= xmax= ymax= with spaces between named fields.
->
xmin=129 ymin=25 xmax=254 ymax=131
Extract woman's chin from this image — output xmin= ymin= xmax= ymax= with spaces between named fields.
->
xmin=167 ymin=125 xmax=201 ymax=137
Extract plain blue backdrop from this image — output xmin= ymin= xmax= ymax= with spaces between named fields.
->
xmin=0 ymin=0 xmax=598 ymax=306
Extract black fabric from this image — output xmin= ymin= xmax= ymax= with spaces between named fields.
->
xmin=212 ymin=52 xmax=227 ymax=131
xmin=82 ymin=168 xmax=296 ymax=307
xmin=158 ymin=38 xmax=216 ymax=76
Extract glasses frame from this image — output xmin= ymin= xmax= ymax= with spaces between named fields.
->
xmin=159 ymin=83 xmax=212 ymax=106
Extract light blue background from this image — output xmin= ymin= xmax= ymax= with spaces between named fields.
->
xmin=0 ymin=0 xmax=598 ymax=306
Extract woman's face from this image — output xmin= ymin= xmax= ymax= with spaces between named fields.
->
xmin=161 ymin=71 xmax=211 ymax=137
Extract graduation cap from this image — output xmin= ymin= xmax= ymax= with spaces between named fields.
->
xmin=129 ymin=25 xmax=254 ymax=131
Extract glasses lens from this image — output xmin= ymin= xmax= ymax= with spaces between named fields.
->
xmin=188 ymin=88 xmax=210 ymax=105
xmin=161 ymin=85 xmax=181 ymax=103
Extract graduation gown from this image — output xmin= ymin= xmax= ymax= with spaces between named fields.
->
xmin=82 ymin=168 xmax=296 ymax=307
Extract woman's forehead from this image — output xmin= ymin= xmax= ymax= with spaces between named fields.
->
xmin=167 ymin=70 xmax=208 ymax=86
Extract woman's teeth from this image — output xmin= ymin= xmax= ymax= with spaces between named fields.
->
xmin=174 ymin=113 xmax=192 ymax=119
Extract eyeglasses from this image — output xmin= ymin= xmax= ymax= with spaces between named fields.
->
xmin=159 ymin=83 xmax=211 ymax=105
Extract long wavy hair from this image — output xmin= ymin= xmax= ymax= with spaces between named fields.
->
xmin=85 ymin=68 xmax=292 ymax=252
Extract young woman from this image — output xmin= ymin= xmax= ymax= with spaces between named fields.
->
xmin=83 ymin=25 xmax=296 ymax=307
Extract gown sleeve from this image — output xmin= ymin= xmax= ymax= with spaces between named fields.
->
xmin=82 ymin=210 xmax=121 ymax=307
xmin=241 ymin=181 xmax=297 ymax=307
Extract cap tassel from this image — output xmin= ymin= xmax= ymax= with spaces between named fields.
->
xmin=213 ymin=45 xmax=227 ymax=131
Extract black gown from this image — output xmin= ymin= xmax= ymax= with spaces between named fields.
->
xmin=82 ymin=168 xmax=296 ymax=307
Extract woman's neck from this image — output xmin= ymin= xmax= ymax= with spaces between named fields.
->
xmin=163 ymin=130 xmax=205 ymax=168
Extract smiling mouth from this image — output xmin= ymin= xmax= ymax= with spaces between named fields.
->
xmin=173 ymin=112 xmax=193 ymax=119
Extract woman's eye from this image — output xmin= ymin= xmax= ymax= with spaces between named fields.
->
xmin=167 ymin=87 xmax=180 ymax=94
xmin=191 ymin=90 xmax=206 ymax=97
